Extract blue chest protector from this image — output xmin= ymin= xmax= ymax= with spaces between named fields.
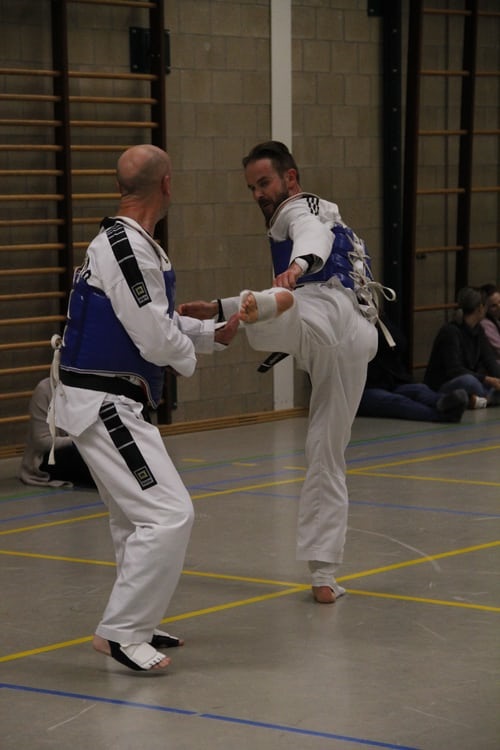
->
xmin=270 ymin=223 xmax=371 ymax=289
xmin=60 ymin=220 xmax=176 ymax=408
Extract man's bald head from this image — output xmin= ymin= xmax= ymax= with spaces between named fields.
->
xmin=116 ymin=144 xmax=171 ymax=199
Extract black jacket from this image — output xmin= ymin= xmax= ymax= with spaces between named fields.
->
xmin=364 ymin=318 xmax=412 ymax=391
xmin=424 ymin=320 xmax=500 ymax=391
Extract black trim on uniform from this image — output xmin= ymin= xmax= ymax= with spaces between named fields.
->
xmin=102 ymin=218 xmax=152 ymax=307
xmin=99 ymin=402 xmax=157 ymax=490
xmin=216 ymin=298 xmax=225 ymax=323
xmin=305 ymin=195 xmax=320 ymax=215
xmin=60 ymin=369 xmax=148 ymax=406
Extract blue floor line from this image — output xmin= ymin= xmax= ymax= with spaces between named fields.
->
xmin=0 ymin=501 xmax=103 ymax=525
xmin=0 ymin=683 xmax=421 ymax=750
xmin=1 ymin=486 xmax=499 ymax=527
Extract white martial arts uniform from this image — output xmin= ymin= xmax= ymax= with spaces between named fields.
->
xmin=221 ymin=195 xmax=378 ymax=570
xmin=52 ymin=217 xmax=219 ymax=644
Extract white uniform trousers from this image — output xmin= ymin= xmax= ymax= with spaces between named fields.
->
xmin=244 ymin=281 xmax=378 ymax=564
xmin=73 ymin=397 xmax=194 ymax=644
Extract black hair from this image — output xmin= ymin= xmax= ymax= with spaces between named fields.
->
xmin=242 ymin=141 xmax=300 ymax=182
xmin=480 ymin=283 xmax=498 ymax=300
xmin=456 ymin=286 xmax=484 ymax=314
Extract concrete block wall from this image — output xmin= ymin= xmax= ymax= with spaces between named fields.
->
xmin=0 ymin=0 xmax=498 ymax=447
xmin=166 ymin=0 xmax=385 ymax=422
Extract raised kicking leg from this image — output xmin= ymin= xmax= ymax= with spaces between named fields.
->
xmin=239 ymin=288 xmax=294 ymax=324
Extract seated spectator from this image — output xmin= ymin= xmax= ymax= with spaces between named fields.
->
xmin=19 ymin=377 xmax=95 ymax=488
xmin=357 ymin=315 xmax=468 ymax=422
xmin=480 ymin=283 xmax=500 ymax=362
xmin=424 ymin=287 xmax=500 ymax=408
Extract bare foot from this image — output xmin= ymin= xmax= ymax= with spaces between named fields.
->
xmin=239 ymin=292 xmax=260 ymax=323
xmin=239 ymin=290 xmax=293 ymax=323
xmin=93 ymin=633 xmax=112 ymax=656
xmin=312 ymin=585 xmax=337 ymax=604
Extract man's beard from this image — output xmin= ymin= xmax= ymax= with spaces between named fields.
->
xmin=258 ymin=189 xmax=289 ymax=227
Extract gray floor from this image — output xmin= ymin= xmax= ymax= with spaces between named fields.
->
xmin=1 ymin=409 xmax=499 ymax=750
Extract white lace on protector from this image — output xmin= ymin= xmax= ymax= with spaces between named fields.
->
xmin=346 ymin=232 xmax=397 ymax=345
xmin=48 ymin=334 xmax=62 ymax=465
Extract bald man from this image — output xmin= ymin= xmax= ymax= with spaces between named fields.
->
xmin=51 ymin=145 xmax=238 ymax=672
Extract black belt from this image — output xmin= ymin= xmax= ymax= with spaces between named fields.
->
xmin=257 ymin=352 xmax=289 ymax=373
xmin=59 ymin=369 xmax=148 ymax=407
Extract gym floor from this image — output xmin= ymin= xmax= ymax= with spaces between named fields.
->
xmin=1 ymin=409 xmax=499 ymax=750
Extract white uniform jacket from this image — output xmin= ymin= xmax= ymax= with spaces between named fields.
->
xmin=53 ymin=216 xmax=217 ymax=437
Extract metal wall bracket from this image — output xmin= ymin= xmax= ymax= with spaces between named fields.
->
xmin=129 ymin=27 xmax=170 ymax=74
xmin=367 ymin=1 xmax=383 ymax=17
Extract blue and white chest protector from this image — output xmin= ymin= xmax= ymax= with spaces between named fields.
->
xmin=270 ymin=222 xmax=372 ymax=290
xmin=60 ymin=219 xmax=176 ymax=408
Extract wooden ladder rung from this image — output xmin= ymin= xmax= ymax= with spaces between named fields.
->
xmin=0 ymin=118 xmax=61 ymax=126
xmin=0 ymin=315 xmax=64 ymax=326
xmin=0 ymin=170 xmax=63 ymax=177
xmin=0 ymin=144 xmax=61 ymax=151
xmin=0 ymin=93 xmax=59 ymax=102
xmin=421 ymin=69 xmax=469 ymax=77
xmin=415 ymin=245 xmax=463 ymax=254
xmin=70 ymin=120 xmax=158 ymax=128
xmin=0 ymin=219 xmax=64 ymax=228
xmin=0 ymin=292 xmax=66 ymax=302
xmin=0 ymin=340 xmax=51 ymax=352
xmin=70 ymin=96 xmax=157 ymax=105
xmin=0 ymin=364 xmax=50 ymax=377
xmin=72 ymin=0 xmax=155 ymax=8
xmin=0 ymin=194 xmax=64 ymax=202
xmin=72 ymin=144 xmax=131 ymax=151
xmin=0 ymin=390 xmax=35 ymax=400
xmin=0 ymin=243 xmax=65 ymax=252
xmin=69 ymin=70 xmax=156 ymax=81
xmin=0 ymin=67 xmax=58 ymax=77
xmin=0 ymin=268 xmax=65 ymax=277
xmin=417 ymin=188 xmax=465 ymax=195
xmin=0 ymin=415 xmax=30 ymax=426
xmin=423 ymin=8 xmax=471 ymax=17
xmin=414 ymin=303 xmax=458 ymax=312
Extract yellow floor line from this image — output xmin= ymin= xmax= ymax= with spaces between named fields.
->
xmin=1 ymin=542 xmax=498 ymax=581
xmin=0 ymin=511 xmax=108 ymax=536
xmin=0 ymin=549 xmax=305 ymax=586
xmin=0 ymin=587 xmax=305 ymax=664
xmin=2 ymin=578 xmax=498 ymax=665
xmin=180 ymin=569 xmax=306 ymax=587
xmin=338 ymin=540 xmax=500 ymax=581
xmin=348 ymin=470 xmax=500 ymax=487
xmin=355 ymin=443 xmax=499 ymax=472
xmin=192 ymin=476 xmax=304 ymax=500
xmin=345 ymin=589 xmax=500 ymax=613
xmin=0 ymin=548 xmax=115 ymax=566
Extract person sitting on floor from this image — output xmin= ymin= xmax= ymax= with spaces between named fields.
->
xmin=480 ymin=283 xmax=500 ymax=362
xmin=19 ymin=377 xmax=95 ymax=488
xmin=357 ymin=314 xmax=468 ymax=423
xmin=424 ymin=286 xmax=500 ymax=409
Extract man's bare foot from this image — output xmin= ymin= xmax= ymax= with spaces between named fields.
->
xmin=312 ymin=585 xmax=337 ymax=603
xmin=311 ymin=585 xmax=347 ymax=604
xmin=93 ymin=633 xmax=171 ymax=671
xmin=93 ymin=633 xmax=112 ymax=656
xmin=239 ymin=289 xmax=293 ymax=323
